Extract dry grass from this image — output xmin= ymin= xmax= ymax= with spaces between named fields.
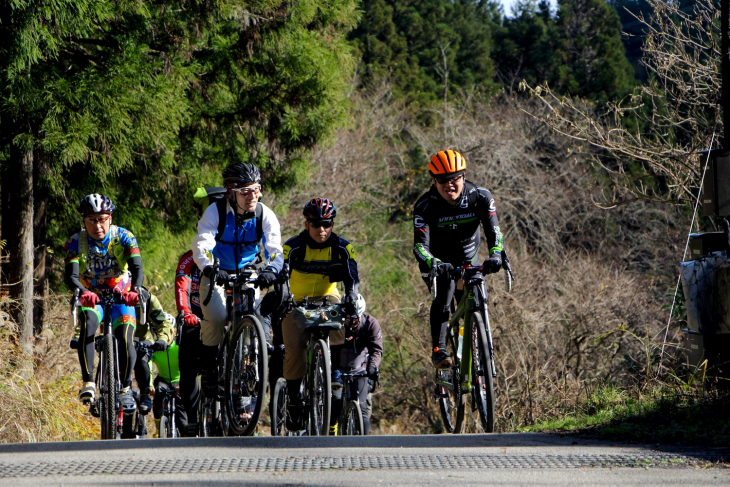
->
xmin=0 ymin=293 xmax=97 ymax=443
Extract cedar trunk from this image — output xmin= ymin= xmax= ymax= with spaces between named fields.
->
xmin=4 ymin=146 xmax=35 ymax=360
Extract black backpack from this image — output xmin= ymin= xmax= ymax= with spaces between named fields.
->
xmin=193 ymin=187 xmax=263 ymax=245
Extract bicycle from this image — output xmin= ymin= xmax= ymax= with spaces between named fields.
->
xmin=155 ymin=380 xmax=182 ymax=438
xmin=335 ymin=371 xmax=367 ymax=435
xmin=73 ymin=289 xmax=147 ymax=440
xmin=201 ymin=259 xmax=268 ymax=436
xmin=271 ymin=297 xmax=341 ymax=436
xmin=432 ymin=263 xmax=499 ymax=433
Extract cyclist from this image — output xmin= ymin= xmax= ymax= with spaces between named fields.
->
xmin=281 ymin=197 xmax=360 ymax=431
xmin=133 ymin=287 xmax=175 ymax=418
xmin=329 ymin=294 xmax=382 ymax=435
xmin=413 ymin=150 xmax=503 ymax=369
xmin=147 ymin=327 xmax=186 ymax=437
xmin=174 ymin=249 xmax=204 ymax=436
xmin=63 ymin=194 xmax=143 ymax=413
xmin=191 ymin=162 xmax=284 ymax=398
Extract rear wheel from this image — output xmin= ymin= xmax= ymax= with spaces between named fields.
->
xmin=225 ymin=316 xmax=268 ymax=436
xmin=101 ymin=334 xmax=118 ymax=440
xmin=437 ymin=329 xmax=465 ymax=434
xmin=341 ymin=400 xmax=364 ymax=436
xmin=471 ymin=311 xmax=495 ymax=432
xmin=271 ymin=378 xmax=288 ymax=436
xmin=307 ymin=339 xmax=331 ymax=436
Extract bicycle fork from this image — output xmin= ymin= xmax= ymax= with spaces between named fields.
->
xmin=475 ymin=283 xmax=497 ymax=379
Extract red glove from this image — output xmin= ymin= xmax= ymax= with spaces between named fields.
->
xmin=121 ymin=291 xmax=139 ymax=306
xmin=79 ymin=291 xmax=99 ymax=308
xmin=182 ymin=310 xmax=200 ymax=327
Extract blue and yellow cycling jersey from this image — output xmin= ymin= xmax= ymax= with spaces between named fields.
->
xmin=64 ymin=225 xmax=141 ymax=294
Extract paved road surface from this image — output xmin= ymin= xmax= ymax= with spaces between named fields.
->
xmin=0 ymin=433 xmax=726 ymax=486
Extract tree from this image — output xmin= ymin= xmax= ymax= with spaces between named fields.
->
xmin=492 ymin=0 xmax=558 ymax=94
xmin=349 ymin=0 xmax=498 ymax=106
xmin=520 ymin=0 xmax=720 ymax=203
xmin=553 ymin=0 xmax=636 ymax=104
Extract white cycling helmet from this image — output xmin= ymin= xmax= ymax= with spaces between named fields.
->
xmin=356 ymin=294 xmax=366 ymax=316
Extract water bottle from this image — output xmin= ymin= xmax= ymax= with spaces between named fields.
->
xmin=457 ymin=325 xmax=464 ymax=359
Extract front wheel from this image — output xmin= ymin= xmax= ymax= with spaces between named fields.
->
xmin=225 ymin=316 xmax=268 ymax=436
xmin=307 ymin=339 xmax=331 ymax=436
xmin=471 ymin=311 xmax=495 ymax=432
xmin=271 ymin=378 xmax=288 ymax=436
xmin=101 ymin=334 xmax=119 ymax=440
xmin=340 ymin=400 xmax=364 ymax=436
xmin=159 ymin=416 xmax=170 ymax=439
xmin=437 ymin=327 xmax=465 ymax=434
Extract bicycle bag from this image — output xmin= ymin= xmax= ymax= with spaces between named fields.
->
xmin=293 ymin=303 xmax=345 ymax=331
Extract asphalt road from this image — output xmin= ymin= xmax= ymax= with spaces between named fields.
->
xmin=0 ymin=433 xmax=726 ymax=486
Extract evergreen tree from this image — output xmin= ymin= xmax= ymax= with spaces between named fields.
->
xmin=553 ymin=0 xmax=636 ymax=103
xmin=350 ymin=0 xmax=497 ymax=106
xmin=492 ymin=0 xmax=559 ymax=93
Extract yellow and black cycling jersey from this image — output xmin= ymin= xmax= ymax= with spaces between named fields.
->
xmin=282 ymin=231 xmax=359 ymax=303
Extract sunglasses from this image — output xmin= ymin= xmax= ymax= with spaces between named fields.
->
xmin=310 ymin=220 xmax=333 ymax=229
xmin=230 ymin=184 xmax=261 ymax=195
xmin=434 ymin=174 xmax=463 ymax=185
xmin=85 ymin=215 xmax=111 ymax=225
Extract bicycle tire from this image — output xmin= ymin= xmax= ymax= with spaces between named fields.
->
xmin=271 ymin=378 xmax=288 ymax=436
xmin=102 ymin=334 xmax=118 ymax=440
xmin=308 ymin=339 xmax=331 ymax=436
xmin=121 ymin=411 xmax=136 ymax=439
xmin=471 ymin=311 xmax=495 ymax=432
xmin=225 ymin=316 xmax=268 ymax=436
xmin=341 ymin=400 xmax=364 ymax=436
xmin=159 ymin=416 xmax=169 ymax=439
xmin=437 ymin=329 xmax=465 ymax=434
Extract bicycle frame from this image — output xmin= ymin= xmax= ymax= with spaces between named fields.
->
xmin=436 ymin=267 xmax=496 ymax=403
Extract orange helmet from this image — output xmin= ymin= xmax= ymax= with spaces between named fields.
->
xmin=428 ymin=150 xmax=466 ymax=177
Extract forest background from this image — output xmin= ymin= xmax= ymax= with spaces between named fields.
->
xmin=0 ymin=0 xmax=725 ymax=441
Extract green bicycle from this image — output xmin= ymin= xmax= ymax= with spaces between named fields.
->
xmin=434 ymin=259 xmax=511 ymax=434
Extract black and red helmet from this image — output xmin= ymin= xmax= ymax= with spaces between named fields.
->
xmin=303 ymin=198 xmax=337 ymax=221
xmin=78 ymin=194 xmax=115 ymax=216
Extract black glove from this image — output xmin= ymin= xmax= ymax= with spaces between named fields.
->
xmin=482 ymin=255 xmax=502 ymax=275
xmin=154 ymin=339 xmax=169 ymax=352
xmin=327 ymin=263 xmax=347 ymax=282
xmin=204 ymin=265 xmax=230 ymax=286
xmin=435 ymin=261 xmax=455 ymax=277
xmin=367 ymin=366 xmax=379 ymax=381
xmin=141 ymin=340 xmax=154 ymax=349
xmin=256 ymin=269 xmax=277 ymax=288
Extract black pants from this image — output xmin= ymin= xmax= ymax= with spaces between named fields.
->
xmin=133 ymin=344 xmax=152 ymax=393
xmin=423 ymin=274 xmax=464 ymax=351
xmin=331 ymin=375 xmax=371 ymax=435
xmin=178 ymin=324 xmax=203 ymax=427
xmin=78 ymin=310 xmax=136 ymax=387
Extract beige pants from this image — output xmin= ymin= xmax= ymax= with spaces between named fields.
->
xmin=282 ymin=295 xmax=345 ymax=380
